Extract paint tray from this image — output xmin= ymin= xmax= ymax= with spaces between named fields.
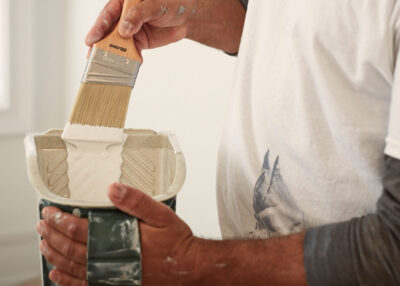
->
xmin=24 ymin=129 xmax=186 ymax=207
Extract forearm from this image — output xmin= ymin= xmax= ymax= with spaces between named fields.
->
xmin=186 ymin=0 xmax=246 ymax=53
xmin=304 ymin=155 xmax=400 ymax=286
xmin=192 ymin=156 xmax=400 ymax=286
xmin=194 ymin=231 xmax=307 ymax=285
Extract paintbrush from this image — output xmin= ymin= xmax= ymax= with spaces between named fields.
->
xmin=68 ymin=0 xmax=142 ymax=129
xmin=60 ymin=0 xmax=143 ymax=202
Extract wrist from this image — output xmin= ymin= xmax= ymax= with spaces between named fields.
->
xmin=192 ymin=232 xmax=307 ymax=286
xmin=184 ymin=0 xmax=198 ymax=39
xmin=193 ymin=238 xmax=227 ymax=285
xmin=190 ymin=237 xmax=209 ymax=285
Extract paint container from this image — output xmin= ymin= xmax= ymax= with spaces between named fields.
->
xmin=24 ymin=129 xmax=186 ymax=286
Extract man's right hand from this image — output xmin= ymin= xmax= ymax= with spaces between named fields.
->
xmin=86 ymin=0 xmax=246 ymax=54
xmin=86 ymin=0 xmax=197 ymax=53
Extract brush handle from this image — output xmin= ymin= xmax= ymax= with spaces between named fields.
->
xmin=94 ymin=0 xmax=142 ymax=62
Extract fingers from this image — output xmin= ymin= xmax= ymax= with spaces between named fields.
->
xmin=86 ymin=47 xmax=93 ymax=59
xmin=118 ymin=1 xmax=163 ymax=38
xmin=41 ymin=207 xmax=88 ymax=243
xmin=40 ymin=240 xmax=87 ymax=280
xmin=118 ymin=0 xmax=197 ymax=39
xmin=37 ymin=209 xmax=89 ymax=283
xmin=86 ymin=0 xmax=124 ymax=46
xmin=86 ymin=0 xmax=196 ymax=52
xmin=37 ymin=220 xmax=87 ymax=265
xmin=49 ymin=269 xmax=87 ymax=286
xmin=108 ymin=183 xmax=176 ymax=227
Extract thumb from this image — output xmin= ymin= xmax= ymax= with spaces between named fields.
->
xmin=108 ymin=183 xmax=176 ymax=227
xmin=118 ymin=1 xmax=163 ymax=38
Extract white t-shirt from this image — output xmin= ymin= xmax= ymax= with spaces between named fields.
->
xmin=217 ymin=0 xmax=400 ymax=239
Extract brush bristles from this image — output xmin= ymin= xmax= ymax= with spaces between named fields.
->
xmin=69 ymin=83 xmax=132 ymax=128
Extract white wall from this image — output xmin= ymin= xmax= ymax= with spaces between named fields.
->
xmin=0 ymin=1 xmax=68 ymax=284
xmin=0 ymin=0 xmax=236 ymax=284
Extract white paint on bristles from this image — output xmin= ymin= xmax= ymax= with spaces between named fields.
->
xmin=62 ymin=123 xmax=127 ymax=203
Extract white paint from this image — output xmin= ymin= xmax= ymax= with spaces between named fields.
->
xmin=0 ymin=0 xmax=35 ymax=135
xmin=159 ymin=5 xmax=168 ymax=16
xmin=0 ymin=1 xmax=65 ymax=283
xmin=164 ymin=256 xmax=177 ymax=265
xmin=53 ymin=212 xmax=65 ymax=224
xmin=62 ymin=123 xmax=127 ymax=202
xmin=0 ymin=0 xmax=10 ymax=111
xmin=93 ymin=217 xmax=105 ymax=224
xmin=178 ymin=5 xmax=186 ymax=16
xmin=72 ymin=208 xmax=81 ymax=217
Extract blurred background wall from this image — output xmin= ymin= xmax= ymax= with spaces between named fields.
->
xmin=0 ymin=0 xmax=236 ymax=284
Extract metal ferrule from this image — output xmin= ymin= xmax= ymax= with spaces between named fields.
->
xmin=82 ymin=47 xmax=140 ymax=87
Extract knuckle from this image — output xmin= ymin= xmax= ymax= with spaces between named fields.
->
xmin=156 ymin=207 xmax=173 ymax=221
xmin=45 ymin=248 xmax=53 ymax=262
xmin=68 ymin=260 xmax=78 ymax=276
xmin=104 ymin=0 xmax=117 ymax=12
xmin=100 ymin=9 xmax=113 ymax=25
xmin=62 ymin=241 xmax=74 ymax=258
xmin=95 ymin=15 xmax=110 ymax=34
xmin=127 ymin=7 xmax=143 ymax=23
xmin=50 ymin=212 xmax=65 ymax=225
xmin=57 ymin=276 xmax=67 ymax=286
xmin=96 ymin=19 xmax=109 ymax=34
xmin=67 ymin=223 xmax=79 ymax=239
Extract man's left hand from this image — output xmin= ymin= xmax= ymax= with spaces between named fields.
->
xmin=37 ymin=206 xmax=88 ymax=285
xmin=37 ymin=183 xmax=200 ymax=286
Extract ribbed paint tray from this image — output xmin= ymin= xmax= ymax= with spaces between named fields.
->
xmin=24 ymin=129 xmax=186 ymax=208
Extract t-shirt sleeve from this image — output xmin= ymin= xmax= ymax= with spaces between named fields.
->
xmin=240 ymin=0 xmax=248 ymax=9
xmin=385 ymin=5 xmax=400 ymax=160
xmin=304 ymin=156 xmax=400 ymax=286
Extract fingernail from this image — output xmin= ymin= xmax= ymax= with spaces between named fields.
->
xmin=111 ymin=184 xmax=128 ymax=201
xmin=36 ymin=222 xmax=43 ymax=235
xmin=40 ymin=240 xmax=47 ymax=256
xmin=50 ymin=271 xmax=60 ymax=283
xmin=42 ymin=208 xmax=49 ymax=220
xmin=86 ymin=31 xmax=102 ymax=45
xmin=119 ymin=20 xmax=134 ymax=36
xmin=40 ymin=222 xmax=48 ymax=235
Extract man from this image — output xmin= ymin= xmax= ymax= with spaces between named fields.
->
xmin=36 ymin=0 xmax=400 ymax=285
